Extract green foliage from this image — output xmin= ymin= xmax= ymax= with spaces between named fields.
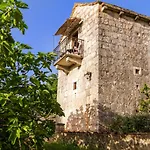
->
xmin=44 ymin=142 xmax=81 ymax=150
xmin=110 ymin=114 xmax=150 ymax=134
xmin=139 ymin=84 xmax=150 ymax=113
xmin=110 ymin=84 xmax=150 ymax=134
xmin=0 ymin=0 xmax=64 ymax=149
xmin=44 ymin=142 xmax=100 ymax=150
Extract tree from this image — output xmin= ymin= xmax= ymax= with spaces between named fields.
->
xmin=0 ymin=0 xmax=63 ymax=149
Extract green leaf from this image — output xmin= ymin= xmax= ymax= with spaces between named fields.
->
xmin=16 ymin=128 xmax=21 ymax=139
xmin=9 ymin=130 xmax=17 ymax=145
xmin=9 ymin=118 xmax=18 ymax=125
xmin=43 ymin=89 xmax=49 ymax=95
xmin=0 ymin=3 xmax=8 ymax=11
xmin=19 ymin=97 xmax=23 ymax=107
xmin=16 ymin=1 xmax=28 ymax=9
xmin=22 ymin=125 xmax=29 ymax=132
xmin=20 ymin=43 xmax=32 ymax=49
xmin=0 ymin=98 xmax=7 ymax=106
xmin=13 ymin=18 xmax=17 ymax=26
xmin=30 ymin=77 xmax=40 ymax=87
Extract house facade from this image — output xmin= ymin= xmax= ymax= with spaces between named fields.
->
xmin=54 ymin=1 xmax=150 ymax=132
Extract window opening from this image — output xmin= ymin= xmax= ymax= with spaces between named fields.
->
xmin=133 ymin=67 xmax=141 ymax=75
xmin=72 ymin=31 xmax=81 ymax=54
xmin=72 ymin=31 xmax=78 ymax=39
xmin=135 ymin=69 xmax=140 ymax=74
xmin=73 ymin=82 xmax=77 ymax=90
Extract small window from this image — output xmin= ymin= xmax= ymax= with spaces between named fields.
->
xmin=73 ymin=82 xmax=77 ymax=90
xmin=135 ymin=69 xmax=140 ymax=74
xmin=133 ymin=67 xmax=141 ymax=75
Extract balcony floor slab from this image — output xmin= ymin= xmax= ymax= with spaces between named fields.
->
xmin=54 ymin=52 xmax=82 ymax=67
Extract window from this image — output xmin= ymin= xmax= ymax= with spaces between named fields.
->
xmin=72 ymin=31 xmax=78 ymax=50
xmin=72 ymin=31 xmax=78 ymax=39
xmin=73 ymin=82 xmax=77 ymax=90
xmin=135 ymin=69 xmax=140 ymax=74
xmin=133 ymin=67 xmax=141 ymax=75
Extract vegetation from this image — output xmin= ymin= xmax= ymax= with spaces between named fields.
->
xmin=139 ymin=84 xmax=150 ymax=113
xmin=0 ymin=0 xmax=63 ymax=149
xmin=110 ymin=84 xmax=150 ymax=134
xmin=110 ymin=114 xmax=150 ymax=134
xmin=44 ymin=142 xmax=82 ymax=150
xmin=44 ymin=142 xmax=100 ymax=150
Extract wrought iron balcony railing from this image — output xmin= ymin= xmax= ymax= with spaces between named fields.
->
xmin=53 ymin=37 xmax=84 ymax=61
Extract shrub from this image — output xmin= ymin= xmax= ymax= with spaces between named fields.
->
xmin=44 ymin=142 xmax=81 ymax=150
xmin=110 ymin=114 xmax=150 ymax=134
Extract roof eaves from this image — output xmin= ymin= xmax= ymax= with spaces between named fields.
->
xmin=71 ymin=1 xmax=150 ymax=23
xmin=100 ymin=2 xmax=150 ymax=23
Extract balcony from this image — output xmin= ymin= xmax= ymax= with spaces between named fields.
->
xmin=54 ymin=37 xmax=84 ymax=74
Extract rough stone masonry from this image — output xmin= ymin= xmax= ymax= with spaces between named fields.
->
xmin=55 ymin=1 xmax=150 ymax=132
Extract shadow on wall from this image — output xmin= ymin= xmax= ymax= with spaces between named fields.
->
xmin=54 ymin=100 xmax=150 ymax=149
xmin=98 ymin=103 xmax=117 ymax=132
xmin=65 ymin=99 xmax=150 ymax=133
xmin=65 ymin=100 xmax=118 ymax=132
xmin=66 ymin=100 xmax=98 ymax=132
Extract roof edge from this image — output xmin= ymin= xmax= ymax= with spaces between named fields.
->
xmin=102 ymin=2 xmax=150 ymax=23
xmin=71 ymin=2 xmax=99 ymax=17
xmin=71 ymin=1 xmax=150 ymax=23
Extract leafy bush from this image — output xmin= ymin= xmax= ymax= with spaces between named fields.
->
xmin=44 ymin=142 xmax=101 ymax=150
xmin=110 ymin=84 xmax=150 ymax=134
xmin=110 ymin=114 xmax=150 ymax=134
xmin=139 ymin=84 xmax=150 ymax=113
xmin=44 ymin=142 xmax=82 ymax=150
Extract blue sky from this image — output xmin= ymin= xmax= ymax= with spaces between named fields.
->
xmin=13 ymin=0 xmax=150 ymax=54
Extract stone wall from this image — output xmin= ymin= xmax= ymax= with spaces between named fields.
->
xmin=57 ymin=3 xmax=100 ymax=132
xmin=51 ymin=132 xmax=150 ymax=150
xmin=98 ymin=8 xmax=150 ymax=121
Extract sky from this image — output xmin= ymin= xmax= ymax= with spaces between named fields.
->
xmin=12 ymin=0 xmax=150 ymax=55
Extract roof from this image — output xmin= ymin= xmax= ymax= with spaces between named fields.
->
xmin=55 ymin=1 xmax=150 ymax=36
xmin=71 ymin=1 xmax=150 ymax=23
xmin=55 ymin=18 xmax=81 ymax=36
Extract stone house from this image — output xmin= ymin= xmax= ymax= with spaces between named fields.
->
xmin=53 ymin=1 xmax=150 ymax=132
